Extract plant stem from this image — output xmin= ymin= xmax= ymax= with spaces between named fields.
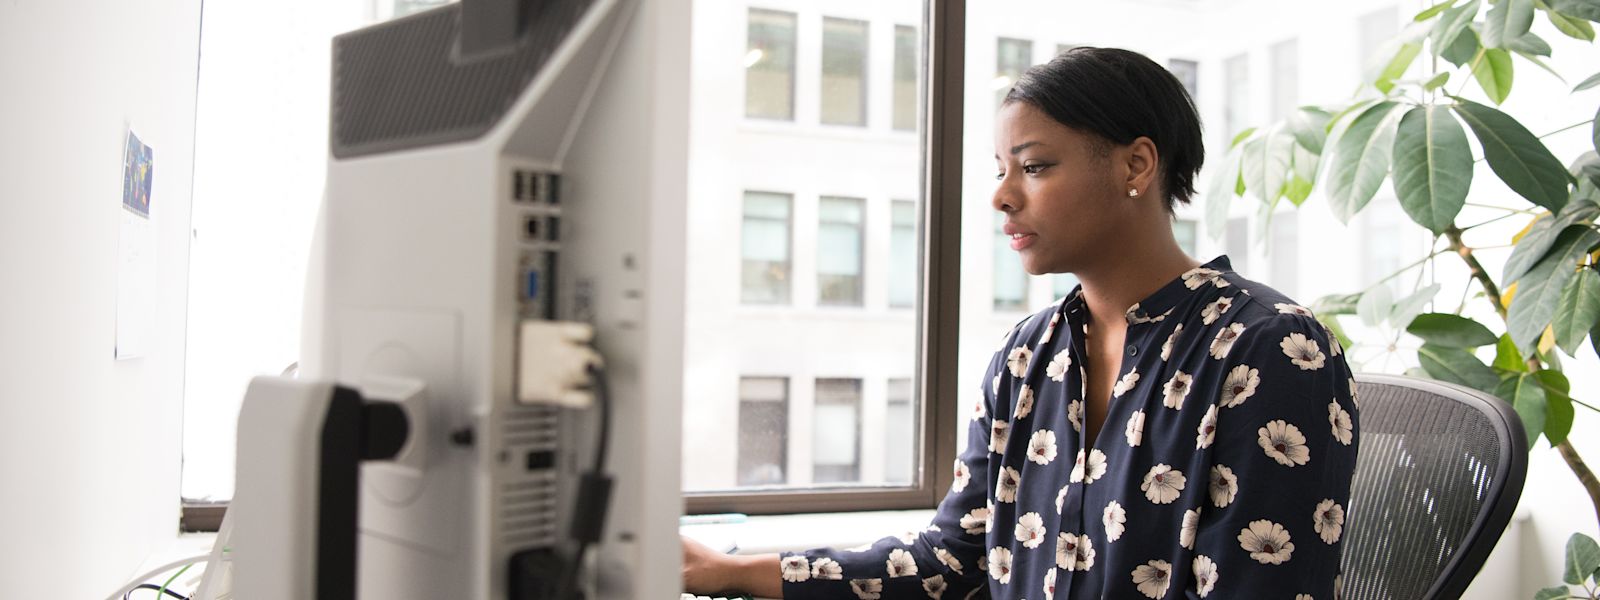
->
xmin=1460 ymin=211 xmax=1527 ymax=231
xmin=1444 ymin=226 xmax=1508 ymax=319
xmin=1539 ymin=119 xmax=1596 ymax=140
xmin=1464 ymin=202 xmax=1539 ymax=214
xmin=1558 ymin=439 xmax=1600 ymax=533
xmin=1363 ymin=249 xmax=1448 ymax=295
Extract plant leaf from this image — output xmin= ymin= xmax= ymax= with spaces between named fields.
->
xmin=1552 ymin=267 xmax=1600 ymax=354
xmin=1247 ymin=125 xmax=1295 ymax=206
xmin=1550 ymin=0 xmax=1600 ymax=22
xmin=1506 ymin=30 xmax=1555 ymax=56
xmin=1486 ymin=0 xmax=1537 ymax=47
xmin=1578 ymin=71 xmax=1600 ymax=91
xmin=1230 ymin=127 xmax=1258 ymax=149
xmin=1419 ymin=343 xmax=1501 ymax=391
xmin=1292 ymin=143 xmax=1322 ymax=186
xmin=1514 ymin=49 xmax=1566 ymax=85
xmin=1538 ymin=369 xmax=1575 ymax=444
xmin=1507 ymin=225 xmax=1600 ymax=354
xmin=1472 ymin=48 xmax=1516 ymax=104
xmin=1358 ymin=284 xmax=1395 ymax=327
xmin=1545 ymin=0 xmax=1598 ymax=39
xmin=1417 ymin=0 xmax=1460 ymax=21
xmin=1393 ymin=105 xmax=1474 ymax=233
xmin=1497 ymin=372 xmax=1547 ymax=448
xmin=1453 ymin=98 xmax=1574 ymax=212
xmin=1434 ymin=0 xmax=1485 ymax=53
xmin=1424 ymin=72 xmax=1452 ymax=91
xmin=1443 ymin=25 xmax=1483 ymax=66
xmin=1329 ymin=102 xmax=1402 ymax=222
xmin=1408 ymin=313 xmax=1500 ymax=347
xmin=1205 ymin=152 xmax=1242 ymax=242
xmin=1287 ymin=107 xmax=1333 ymax=154
xmin=1322 ymin=314 xmax=1356 ymax=350
xmin=1566 ymin=532 xmax=1600 ymax=585
xmin=1504 ymin=202 xmax=1600 ymax=285
xmin=1378 ymin=41 xmax=1425 ymax=93
xmin=1533 ymin=585 xmax=1572 ymax=600
xmin=1393 ymin=283 xmax=1444 ymax=328
xmin=1495 ymin=332 xmax=1530 ymax=371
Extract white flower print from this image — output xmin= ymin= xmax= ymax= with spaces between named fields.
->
xmin=1041 ymin=312 xmax=1060 ymax=344
xmin=811 ymin=557 xmax=843 ymax=580
xmin=951 ymin=459 xmax=971 ymax=493
xmin=1275 ymin=302 xmax=1313 ymax=317
xmin=985 ymin=500 xmax=996 ymax=533
xmin=1349 ymin=377 xmax=1360 ymax=409
xmin=1126 ymin=410 xmax=1146 ymax=447
xmin=977 ymin=554 xmax=986 ymax=573
xmin=1104 ymin=500 xmax=1128 ymax=542
xmin=1016 ymin=512 xmax=1047 ymax=549
xmin=886 ymin=548 xmax=918 ymax=577
xmin=1068 ymin=399 xmax=1083 ymax=432
xmin=1043 ymin=567 xmax=1057 ymax=600
xmin=1193 ymin=555 xmax=1219 ymax=597
xmin=845 ymin=542 xmax=875 ymax=552
xmin=1220 ymin=364 xmax=1260 ymax=408
xmin=1046 ymin=349 xmax=1072 ymax=382
xmin=896 ymin=530 xmax=919 ymax=545
xmin=1326 ymin=323 xmax=1345 ymax=357
xmin=1161 ymin=324 xmax=1183 ymax=361
xmin=1329 ymin=400 xmax=1353 ymax=445
xmin=922 ymin=574 xmax=947 ymax=599
xmin=1163 ymin=371 xmax=1193 ymax=409
xmin=1084 ymin=448 xmax=1108 ymax=484
xmin=996 ymin=466 xmax=1021 ymax=503
xmin=1201 ymin=296 xmax=1234 ymax=325
xmin=989 ymin=419 xmax=1010 ymax=453
xmin=1209 ymin=464 xmax=1238 ymax=508
xmin=1296 ymin=595 xmax=1314 ymax=600
xmin=1314 ymin=499 xmax=1346 ymax=544
xmin=1028 ymin=429 xmax=1058 ymax=465
xmin=1113 ymin=368 xmax=1141 ymax=397
xmin=849 ymin=578 xmax=883 ymax=600
xmin=991 ymin=373 xmax=1001 ymax=397
xmin=1131 ymin=560 xmax=1172 ymax=599
xmin=1197 ymin=405 xmax=1218 ymax=449
xmin=1069 ymin=449 xmax=1087 ymax=483
xmin=1183 ymin=267 xmax=1222 ymax=289
xmin=1238 ymin=519 xmax=1296 ymax=565
xmin=1281 ymin=332 xmax=1327 ymax=370
xmin=1055 ymin=532 xmax=1078 ymax=570
xmin=1072 ymin=533 xmax=1096 ymax=570
xmin=1336 ymin=572 xmax=1345 ymax=600
xmin=1259 ymin=420 xmax=1311 ymax=467
xmin=971 ymin=397 xmax=986 ymax=422
xmin=1056 ymin=484 xmax=1069 ymax=514
xmin=1180 ymin=508 xmax=1202 ymax=549
xmin=1141 ymin=464 xmax=1187 ymax=504
xmin=987 ymin=547 xmax=1013 ymax=584
xmin=781 ymin=555 xmax=811 ymax=582
xmin=1007 ymin=346 xmax=1032 ymax=378
xmin=960 ymin=506 xmax=989 ymax=535
xmin=1210 ymin=322 xmax=1247 ymax=359
xmin=934 ymin=547 xmax=963 ymax=575
xmin=1015 ymin=385 xmax=1035 ymax=420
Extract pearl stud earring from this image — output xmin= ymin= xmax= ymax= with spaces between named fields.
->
xmin=1127 ymin=188 xmax=1139 ymax=198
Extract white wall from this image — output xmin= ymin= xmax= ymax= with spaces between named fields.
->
xmin=0 ymin=0 xmax=200 ymax=595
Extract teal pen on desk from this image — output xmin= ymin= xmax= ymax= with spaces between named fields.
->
xmin=679 ymin=513 xmax=748 ymax=525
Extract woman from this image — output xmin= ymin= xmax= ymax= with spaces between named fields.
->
xmin=683 ymin=46 xmax=1358 ymax=600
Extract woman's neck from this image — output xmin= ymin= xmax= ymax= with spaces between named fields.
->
xmin=1076 ymin=237 xmax=1200 ymax=332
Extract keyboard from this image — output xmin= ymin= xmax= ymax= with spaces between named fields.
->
xmin=680 ymin=594 xmax=752 ymax=600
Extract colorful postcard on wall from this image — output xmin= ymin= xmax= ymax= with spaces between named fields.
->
xmin=116 ymin=128 xmax=156 ymax=359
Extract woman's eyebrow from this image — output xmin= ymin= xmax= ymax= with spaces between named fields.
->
xmin=994 ymin=140 xmax=1044 ymax=161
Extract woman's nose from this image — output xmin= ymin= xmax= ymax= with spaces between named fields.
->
xmin=992 ymin=178 xmax=1018 ymax=213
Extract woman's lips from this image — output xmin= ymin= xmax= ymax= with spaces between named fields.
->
xmin=1009 ymin=233 xmax=1036 ymax=251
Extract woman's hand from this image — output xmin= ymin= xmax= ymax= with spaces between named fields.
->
xmin=682 ymin=535 xmax=737 ymax=594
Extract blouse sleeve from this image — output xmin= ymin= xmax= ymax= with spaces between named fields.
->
xmin=779 ymin=334 xmax=1015 ymax=599
xmin=1184 ymin=313 xmax=1359 ymax=599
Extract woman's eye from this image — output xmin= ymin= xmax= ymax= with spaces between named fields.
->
xmin=1023 ymin=163 xmax=1049 ymax=174
xmin=995 ymin=171 xmax=1006 ymax=180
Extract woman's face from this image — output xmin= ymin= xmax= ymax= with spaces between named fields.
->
xmin=992 ymin=101 xmax=1136 ymax=276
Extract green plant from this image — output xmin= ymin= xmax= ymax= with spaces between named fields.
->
xmin=1537 ymin=532 xmax=1600 ymax=599
xmin=1207 ymin=0 xmax=1600 ymax=592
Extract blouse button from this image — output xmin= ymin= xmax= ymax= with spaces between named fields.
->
xmin=1127 ymin=345 xmax=1138 ymax=357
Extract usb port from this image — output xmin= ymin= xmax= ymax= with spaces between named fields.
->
xmin=523 ymin=214 xmax=541 ymax=241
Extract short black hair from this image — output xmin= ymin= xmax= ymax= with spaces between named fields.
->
xmin=1004 ymin=47 xmax=1205 ymax=211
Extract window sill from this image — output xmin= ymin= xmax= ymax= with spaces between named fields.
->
xmin=680 ymin=508 xmax=937 ymax=556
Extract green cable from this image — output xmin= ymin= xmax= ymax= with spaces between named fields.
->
xmin=156 ymin=562 xmax=193 ymax=599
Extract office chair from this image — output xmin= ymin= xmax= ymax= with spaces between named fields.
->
xmin=1341 ymin=373 xmax=1529 ymax=600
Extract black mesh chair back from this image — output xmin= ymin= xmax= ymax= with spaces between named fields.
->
xmin=1341 ymin=373 xmax=1528 ymax=600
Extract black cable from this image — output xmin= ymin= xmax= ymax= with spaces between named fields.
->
xmin=123 ymin=583 xmax=192 ymax=600
xmin=552 ymin=363 xmax=614 ymax=600
xmin=589 ymin=363 xmax=611 ymax=473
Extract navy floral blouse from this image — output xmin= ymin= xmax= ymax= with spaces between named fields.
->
xmin=778 ymin=256 xmax=1359 ymax=599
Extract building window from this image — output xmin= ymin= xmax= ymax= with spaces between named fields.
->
xmin=893 ymin=25 xmax=919 ymax=131
xmin=995 ymin=37 xmax=1033 ymax=108
xmin=1269 ymin=214 xmax=1300 ymax=298
xmin=1169 ymin=58 xmax=1199 ymax=107
xmin=889 ymin=200 xmax=917 ymax=308
xmin=1270 ymin=38 xmax=1299 ymax=121
xmin=818 ymin=196 xmax=865 ymax=306
xmin=1173 ymin=219 xmax=1199 ymax=256
xmin=1223 ymin=53 xmax=1250 ymax=142
xmin=994 ymin=213 xmax=1028 ymax=312
xmin=813 ymin=378 xmax=863 ymax=484
xmin=1226 ymin=217 xmax=1251 ymax=276
xmin=885 ymin=378 xmax=914 ymax=485
xmin=742 ymin=191 xmax=792 ymax=304
xmin=821 ymin=17 xmax=869 ymax=126
xmin=746 ymin=9 xmax=797 ymax=121
xmin=737 ymin=377 xmax=789 ymax=486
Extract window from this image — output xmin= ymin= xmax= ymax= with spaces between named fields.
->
xmin=1361 ymin=199 xmax=1407 ymax=295
xmin=884 ymin=378 xmax=914 ymax=484
xmin=995 ymin=37 xmax=1033 ymax=108
xmin=821 ymin=17 xmax=869 ymax=126
xmin=994 ymin=212 xmax=1027 ymax=312
xmin=893 ymin=25 xmax=919 ymax=131
xmin=738 ymin=377 xmax=790 ymax=486
xmin=1173 ymin=219 xmax=1199 ymax=256
xmin=818 ymin=196 xmax=865 ymax=306
xmin=1226 ymin=217 xmax=1251 ymax=276
xmin=1270 ymin=38 xmax=1299 ymax=121
xmin=813 ymin=378 xmax=863 ymax=484
xmin=392 ymin=0 xmax=452 ymax=18
xmin=742 ymin=191 xmax=792 ymax=304
xmin=1269 ymin=213 xmax=1300 ymax=298
xmin=889 ymin=200 xmax=916 ymax=308
xmin=1224 ymin=52 xmax=1250 ymax=142
xmin=746 ymin=9 xmax=797 ymax=120
xmin=1169 ymin=58 xmax=1199 ymax=107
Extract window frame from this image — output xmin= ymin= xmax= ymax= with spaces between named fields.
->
xmin=819 ymin=16 xmax=872 ymax=127
xmin=685 ymin=0 xmax=963 ymax=515
xmin=745 ymin=7 xmax=799 ymax=121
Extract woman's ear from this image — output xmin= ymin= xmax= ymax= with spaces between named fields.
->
xmin=1125 ymin=136 xmax=1160 ymax=197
